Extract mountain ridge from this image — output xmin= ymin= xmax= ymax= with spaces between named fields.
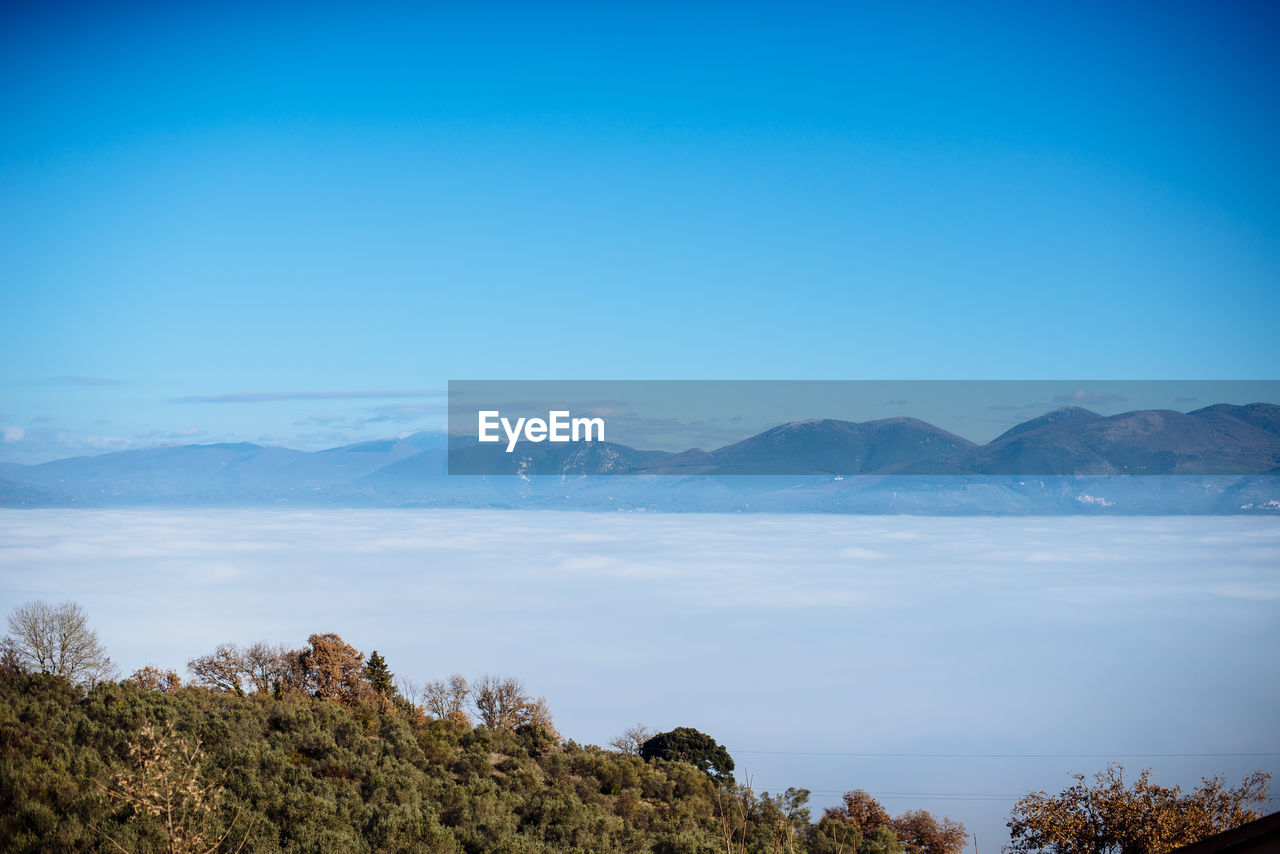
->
xmin=2 ymin=404 xmax=1277 ymax=512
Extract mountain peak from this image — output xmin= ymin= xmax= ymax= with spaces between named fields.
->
xmin=991 ymin=406 xmax=1102 ymax=444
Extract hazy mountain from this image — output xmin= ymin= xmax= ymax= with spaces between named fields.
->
xmin=989 ymin=406 xmax=1104 ymax=443
xmin=447 ymin=439 xmax=669 ymax=476
xmin=7 ymin=438 xmax=423 ymax=503
xmin=1188 ymin=402 xmax=1280 ymax=437
xmin=0 ymin=478 xmax=76 ymax=507
xmin=639 ymin=417 xmax=975 ymax=475
xmin=955 ymin=405 xmax=1280 ymax=475
xmin=1 ymin=404 xmax=1277 ymax=512
xmin=10 ymin=443 xmax=309 ymax=502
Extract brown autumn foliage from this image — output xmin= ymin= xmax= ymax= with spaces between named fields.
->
xmin=128 ymin=665 xmax=182 ymax=694
xmin=823 ymin=790 xmax=966 ymax=854
xmin=892 ymin=808 xmax=968 ymax=854
xmin=279 ymin=632 xmax=374 ymax=706
xmin=824 ymin=788 xmax=892 ymax=833
xmin=1007 ymin=763 xmax=1272 ymax=854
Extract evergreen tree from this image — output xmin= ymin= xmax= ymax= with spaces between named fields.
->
xmin=364 ymin=649 xmax=395 ymax=698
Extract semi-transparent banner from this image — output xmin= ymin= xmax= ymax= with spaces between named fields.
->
xmin=446 ymin=380 xmax=1280 ymax=476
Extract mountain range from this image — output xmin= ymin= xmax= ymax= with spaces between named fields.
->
xmin=2 ymin=404 xmax=1278 ymax=513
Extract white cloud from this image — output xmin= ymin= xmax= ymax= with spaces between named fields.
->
xmin=2 ymin=426 xmax=24 ymax=443
xmin=1 ymin=510 xmax=1275 ymax=845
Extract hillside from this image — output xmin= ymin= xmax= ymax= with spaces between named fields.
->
xmin=0 ymin=662 xmax=927 ymax=854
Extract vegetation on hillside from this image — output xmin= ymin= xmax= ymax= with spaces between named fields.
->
xmin=0 ymin=601 xmax=1270 ymax=854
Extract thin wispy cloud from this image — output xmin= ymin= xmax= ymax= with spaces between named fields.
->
xmin=293 ymin=414 xmax=350 ymax=427
xmin=19 ymin=376 xmax=129 ymax=387
xmin=1053 ymin=390 xmax=1128 ymax=405
xmin=361 ymin=402 xmax=449 ymax=423
xmin=174 ymin=389 xmax=445 ymax=404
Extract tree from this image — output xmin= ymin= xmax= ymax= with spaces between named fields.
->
xmin=129 ymin=665 xmax=183 ymax=694
xmin=279 ymin=633 xmax=373 ymax=705
xmin=187 ymin=644 xmax=246 ymax=695
xmin=4 ymin=599 xmax=116 ymax=686
xmin=364 ymin=651 xmax=395 ymax=698
xmin=892 ymin=809 xmax=967 ymax=854
xmin=639 ymin=726 xmax=735 ymax=781
xmin=610 ymin=723 xmax=655 ymax=756
xmin=241 ymin=641 xmax=285 ymax=694
xmin=423 ymin=674 xmax=471 ymax=723
xmin=1007 ymin=764 xmax=1272 ymax=854
xmin=470 ymin=675 xmax=556 ymax=737
xmin=825 ymin=789 xmax=891 ymax=833
xmin=820 ymin=790 xmax=965 ymax=854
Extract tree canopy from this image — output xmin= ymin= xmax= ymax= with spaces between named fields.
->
xmin=2 ymin=600 xmax=1269 ymax=854
xmin=3 ymin=600 xmax=115 ymax=686
xmin=639 ymin=726 xmax=736 ymax=781
xmin=1007 ymin=763 xmax=1272 ymax=854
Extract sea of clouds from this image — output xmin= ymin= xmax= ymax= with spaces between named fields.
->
xmin=2 ymin=509 xmax=1277 ymax=844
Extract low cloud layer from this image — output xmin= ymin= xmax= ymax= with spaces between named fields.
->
xmin=0 ymin=511 xmax=1276 ymax=843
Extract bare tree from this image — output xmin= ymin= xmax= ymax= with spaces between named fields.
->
xmin=5 ymin=600 xmax=116 ymax=686
xmin=187 ymin=644 xmax=246 ymax=695
xmin=471 ymin=675 xmax=556 ymax=736
xmin=423 ymin=674 xmax=471 ymax=723
xmin=610 ymin=723 xmax=655 ymax=755
xmin=241 ymin=642 xmax=285 ymax=694
xmin=471 ymin=674 xmax=527 ymax=729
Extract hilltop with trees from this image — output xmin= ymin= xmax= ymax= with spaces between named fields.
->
xmin=0 ymin=601 xmax=1271 ymax=853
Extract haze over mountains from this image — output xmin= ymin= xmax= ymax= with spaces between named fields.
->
xmin=2 ymin=404 xmax=1278 ymax=514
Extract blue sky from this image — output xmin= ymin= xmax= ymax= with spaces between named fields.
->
xmin=3 ymin=1 xmax=1279 ymax=462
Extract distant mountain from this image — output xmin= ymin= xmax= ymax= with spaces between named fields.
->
xmin=638 ymin=417 xmax=975 ymax=475
xmin=1188 ymin=402 xmax=1280 ymax=437
xmin=9 ymin=438 xmax=424 ymax=503
xmin=10 ymin=443 xmax=309 ymax=502
xmin=953 ymin=405 xmax=1280 ymax=475
xmin=0 ymin=478 xmax=76 ymax=507
xmin=989 ymin=406 xmax=1104 ymax=443
xmin=447 ymin=439 xmax=669 ymax=476
xmin=399 ymin=431 xmax=450 ymax=451
xmin=1 ymin=404 xmax=1277 ymax=512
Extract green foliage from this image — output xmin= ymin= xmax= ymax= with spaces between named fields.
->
xmin=0 ymin=672 xmax=731 ymax=853
xmin=364 ymin=651 xmax=395 ymax=699
xmin=639 ymin=727 xmax=735 ymax=782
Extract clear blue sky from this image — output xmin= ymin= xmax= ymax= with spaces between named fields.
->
xmin=3 ymin=1 xmax=1278 ymax=462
